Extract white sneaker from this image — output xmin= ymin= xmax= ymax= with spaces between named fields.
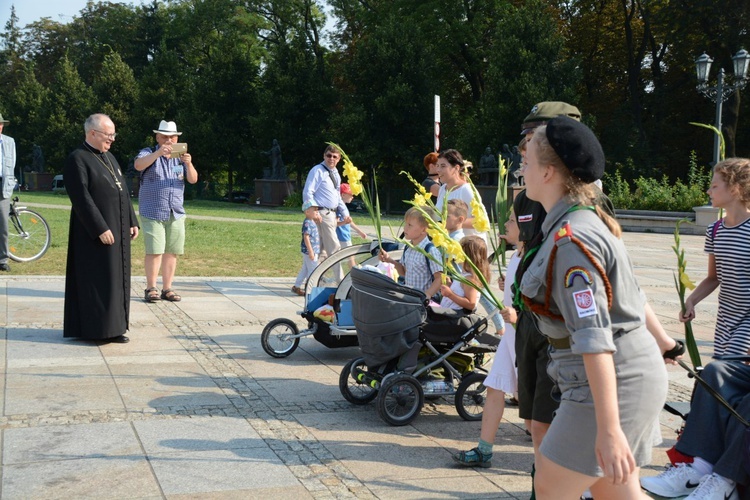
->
xmin=684 ymin=473 xmax=739 ymax=500
xmin=640 ymin=463 xmax=706 ymax=498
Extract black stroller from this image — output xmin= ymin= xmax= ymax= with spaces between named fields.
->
xmin=339 ymin=267 xmax=499 ymax=426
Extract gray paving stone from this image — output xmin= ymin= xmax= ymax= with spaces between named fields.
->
xmin=0 ymin=231 xmax=724 ymax=498
xmin=133 ymin=416 xmax=264 ymax=454
xmin=2 ymin=456 xmax=160 ymax=498
xmin=3 ymin=422 xmax=140 ymax=464
xmin=148 ymin=448 xmax=301 ymax=495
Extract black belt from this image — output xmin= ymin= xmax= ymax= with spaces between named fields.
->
xmin=317 ymin=207 xmax=337 ymax=212
xmin=547 ymin=336 xmax=571 ymax=349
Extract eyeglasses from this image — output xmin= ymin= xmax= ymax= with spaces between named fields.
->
xmin=325 ymin=153 xmax=340 ymax=159
xmin=93 ymin=129 xmax=117 ymax=140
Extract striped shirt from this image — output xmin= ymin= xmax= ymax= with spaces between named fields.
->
xmin=705 ymin=217 xmax=750 ymax=356
xmin=136 ymin=147 xmax=187 ymax=221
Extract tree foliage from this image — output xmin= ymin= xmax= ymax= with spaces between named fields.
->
xmin=0 ymin=0 xmax=747 ymax=195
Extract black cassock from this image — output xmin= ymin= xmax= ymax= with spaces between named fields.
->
xmin=64 ymin=143 xmax=138 ymax=340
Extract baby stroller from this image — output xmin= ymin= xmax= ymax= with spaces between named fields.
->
xmin=261 ymin=240 xmax=403 ymax=358
xmin=339 ymin=267 xmax=499 ymax=426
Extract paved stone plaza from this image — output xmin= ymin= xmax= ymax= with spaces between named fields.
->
xmin=0 ymin=231 xmax=718 ymax=499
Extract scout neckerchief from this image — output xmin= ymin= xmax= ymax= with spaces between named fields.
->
xmin=517 ymin=204 xmax=613 ymax=321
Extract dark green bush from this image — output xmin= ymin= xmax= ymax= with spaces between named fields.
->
xmin=283 ymin=191 xmax=303 ymax=208
xmin=603 ymin=152 xmax=709 ymax=211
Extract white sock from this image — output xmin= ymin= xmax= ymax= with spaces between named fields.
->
xmin=690 ymin=456 xmax=714 ymax=477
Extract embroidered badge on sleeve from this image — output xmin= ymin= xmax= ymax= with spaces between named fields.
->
xmin=564 ymin=266 xmax=593 ymax=288
xmin=572 ymin=289 xmax=597 ymax=318
xmin=555 ymin=222 xmax=572 ymax=242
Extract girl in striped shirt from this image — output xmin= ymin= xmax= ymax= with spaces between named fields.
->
xmin=680 ymin=158 xmax=750 ymax=357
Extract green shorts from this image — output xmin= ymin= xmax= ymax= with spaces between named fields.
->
xmin=142 ymin=215 xmax=186 ymax=255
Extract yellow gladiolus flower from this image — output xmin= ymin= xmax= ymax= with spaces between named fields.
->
xmin=350 ymin=181 xmax=363 ymax=196
xmin=413 ymin=193 xmax=427 ymax=206
xmin=499 ymin=156 xmax=508 ymax=179
xmin=446 ymin=239 xmax=465 ymax=263
xmin=679 ymin=270 xmax=696 ymax=290
xmin=427 ymin=228 xmax=447 ymax=249
xmin=474 ymin=214 xmax=490 ymax=233
xmin=470 ymin=198 xmax=490 ymax=233
xmin=343 ymin=161 xmax=363 ymax=182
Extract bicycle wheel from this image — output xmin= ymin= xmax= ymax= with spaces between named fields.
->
xmin=8 ymin=209 xmax=51 ymax=262
xmin=260 ymin=318 xmax=300 ymax=358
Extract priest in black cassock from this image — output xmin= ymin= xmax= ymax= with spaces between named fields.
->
xmin=64 ymin=113 xmax=139 ymax=343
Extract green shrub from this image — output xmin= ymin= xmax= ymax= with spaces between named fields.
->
xmin=603 ymin=169 xmax=632 ymax=209
xmin=603 ymin=152 xmax=710 ymax=211
xmin=283 ymin=191 xmax=303 ymax=208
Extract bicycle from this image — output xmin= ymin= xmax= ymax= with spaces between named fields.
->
xmin=8 ymin=196 xmax=51 ymax=262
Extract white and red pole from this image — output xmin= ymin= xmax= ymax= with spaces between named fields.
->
xmin=434 ymin=95 xmax=440 ymax=152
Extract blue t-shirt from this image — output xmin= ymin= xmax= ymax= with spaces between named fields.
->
xmin=336 ymin=222 xmax=351 ymax=242
xmin=300 ymin=219 xmax=320 ymax=255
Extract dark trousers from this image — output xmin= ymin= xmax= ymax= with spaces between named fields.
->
xmin=677 ymin=360 xmax=750 ymax=485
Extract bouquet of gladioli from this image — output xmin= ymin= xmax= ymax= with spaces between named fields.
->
xmin=400 ymin=171 xmax=502 ymax=311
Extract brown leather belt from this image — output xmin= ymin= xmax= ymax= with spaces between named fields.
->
xmin=547 ymin=336 xmax=571 ymax=349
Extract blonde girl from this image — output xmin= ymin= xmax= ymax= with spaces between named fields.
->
xmin=439 ymin=235 xmax=490 ymax=312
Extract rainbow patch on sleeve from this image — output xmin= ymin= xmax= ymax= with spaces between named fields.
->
xmin=564 ymin=266 xmax=593 ymax=288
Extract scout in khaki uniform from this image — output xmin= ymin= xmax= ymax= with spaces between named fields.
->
xmin=519 ymin=116 xmax=668 ymax=500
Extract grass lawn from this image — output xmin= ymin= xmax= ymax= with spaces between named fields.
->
xmin=9 ymin=192 xmax=382 ymax=277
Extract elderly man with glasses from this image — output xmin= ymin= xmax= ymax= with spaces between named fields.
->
xmin=64 ymin=113 xmax=139 ymax=344
xmin=302 ymin=145 xmax=351 ymax=270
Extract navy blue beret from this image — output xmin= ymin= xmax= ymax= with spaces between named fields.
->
xmin=545 ymin=116 xmax=605 ymax=183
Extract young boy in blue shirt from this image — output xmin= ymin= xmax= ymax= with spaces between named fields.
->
xmin=292 ymin=202 xmax=320 ymax=296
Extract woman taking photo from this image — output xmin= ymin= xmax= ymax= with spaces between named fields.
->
xmin=519 ymin=116 xmax=667 ymax=499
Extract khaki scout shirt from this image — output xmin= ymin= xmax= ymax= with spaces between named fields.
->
xmin=520 ymin=198 xmax=647 ymax=355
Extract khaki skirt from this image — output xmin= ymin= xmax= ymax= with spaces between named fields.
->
xmin=540 ymin=328 xmax=668 ymax=476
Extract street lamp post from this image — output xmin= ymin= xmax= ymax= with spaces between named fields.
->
xmin=695 ymin=49 xmax=750 ymax=165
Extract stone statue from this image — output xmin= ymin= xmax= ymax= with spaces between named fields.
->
xmin=262 ymin=139 xmax=286 ymax=179
xmin=477 ymin=146 xmax=498 ymax=185
xmin=31 ymin=144 xmax=45 ymax=173
xmin=509 ymin=146 xmax=523 ymax=187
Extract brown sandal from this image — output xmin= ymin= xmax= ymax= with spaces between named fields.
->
xmin=144 ymin=287 xmax=160 ymax=303
xmin=161 ymin=288 xmax=182 ymax=302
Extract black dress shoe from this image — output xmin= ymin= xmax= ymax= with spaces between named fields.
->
xmin=0 ymin=262 xmax=10 ymax=272
xmin=105 ymin=335 xmax=130 ymax=344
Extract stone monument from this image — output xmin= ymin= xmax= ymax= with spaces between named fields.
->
xmin=256 ymin=139 xmax=294 ymax=206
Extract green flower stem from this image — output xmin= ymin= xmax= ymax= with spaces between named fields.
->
xmin=672 ymin=219 xmax=702 ymax=369
xmin=494 ymin=156 xmax=510 ymax=272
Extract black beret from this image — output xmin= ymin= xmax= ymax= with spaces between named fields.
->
xmin=513 ymin=189 xmax=546 ymax=244
xmin=545 ymin=116 xmax=605 ymax=183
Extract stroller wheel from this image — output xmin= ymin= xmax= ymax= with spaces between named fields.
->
xmin=340 ymin=357 xmax=378 ymax=405
xmin=261 ymin=318 xmax=300 ymax=358
xmin=455 ymin=372 xmax=487 ymax=421
xmin=377 ymin=374 xmax=424 ymax=426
